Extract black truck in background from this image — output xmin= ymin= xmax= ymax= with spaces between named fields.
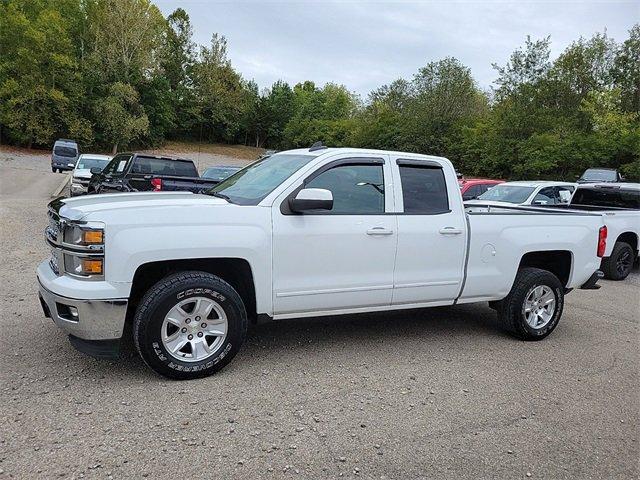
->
xmin=87 ymin=153 xmax=221 ymax=195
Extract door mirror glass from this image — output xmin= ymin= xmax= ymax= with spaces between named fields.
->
xmin=290 ymin=188 xmax=333 ymax=213
xmin=90 ymin=167 xmax=102 ymax=174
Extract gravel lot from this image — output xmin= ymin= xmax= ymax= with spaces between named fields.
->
xmin=0 ymin=148 xmax=638 ymax=479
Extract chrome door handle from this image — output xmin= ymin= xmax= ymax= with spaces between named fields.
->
xmin=366 ymin=227 xmax=394 ymax=236
xmin=439 ymin=227 xmax=463 ymax=235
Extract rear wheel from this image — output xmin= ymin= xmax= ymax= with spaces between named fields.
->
xmin=497 ymin=267 xmax=564 ymax=340
xmin=601 ymin=241 xmax=634 ymax=281
xmin=133 ymin=271 xmax=248 ymax=379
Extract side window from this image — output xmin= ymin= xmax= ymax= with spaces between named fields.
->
xmin=305 ymin=164 xmax=385 ymax=214
xmin=399 ymin=165 xmax=449 ymax=214
xmin=556 ymin=186 xmax=574 ymax=204
xmin=101 ymin=154 xmax=131 ymax=176
xmin=462 ymin=184 xmax=481 ymax=200
xmin=532 ymin=187 xmax=555 ymax=205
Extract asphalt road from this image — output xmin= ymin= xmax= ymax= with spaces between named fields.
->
xmin=0 ymin=149 xmax=638 ymax=479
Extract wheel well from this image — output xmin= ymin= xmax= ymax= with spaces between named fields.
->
xmin=616 ymin=232 xmax=638 ymax=253
xmin=127 ymin=258 xmax=257 ymax=323
xmin=518 ymin=250 xmax=572 ymax=287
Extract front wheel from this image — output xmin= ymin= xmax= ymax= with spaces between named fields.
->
xmin=133 ymin=271 xmax=248 ymax=379
xmin=601 ymin=241 xmax=635 ymax=280
xmin=497 ymin=267 xmax=564 ymax=340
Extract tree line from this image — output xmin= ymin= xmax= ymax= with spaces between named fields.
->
xmin=1 ymin=0 xmax=638 ymax=179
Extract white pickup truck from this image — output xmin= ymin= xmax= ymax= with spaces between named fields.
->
xmin=38 ymin=147 xmax=607 ymax=379
xmin=564 ymin=183 xmax=639 ymax=280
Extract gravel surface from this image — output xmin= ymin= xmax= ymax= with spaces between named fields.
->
xmin=0 ymin=149 xmax=638 ymax=479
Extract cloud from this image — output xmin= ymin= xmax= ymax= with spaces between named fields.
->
xmin=155 ymin=0 xmax=638 ymax=95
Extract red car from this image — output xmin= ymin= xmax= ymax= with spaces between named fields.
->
xmin=459 ymin=178 xmax=504 ymax=200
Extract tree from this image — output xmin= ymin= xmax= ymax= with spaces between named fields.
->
xmin=94 ymin=82 xmax=149 ymax=153
xmin=0 ymin=0 xmax=91 ymax=147
xmin=612 ymin=24 xmax=640 ymax=113
xmin=86 ymin=0 xmax=165 ymax=84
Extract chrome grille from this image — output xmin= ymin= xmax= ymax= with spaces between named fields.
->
xmin=46 ymin=210 xmax=61 ymax=244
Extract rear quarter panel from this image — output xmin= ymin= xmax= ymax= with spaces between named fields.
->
xmin=460 ymin=212 xmax=603 ymax=302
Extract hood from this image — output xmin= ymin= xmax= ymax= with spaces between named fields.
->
xmin=54 ymin=191 xmax=228 ymax=221
xmin=73 ymin=169 xmax=93 ymax=180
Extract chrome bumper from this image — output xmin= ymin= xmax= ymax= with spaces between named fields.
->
xmin=70 ymin=182 xmax=88 ymax=195
xmin=38 ymin=279 xmax=127 ymax=340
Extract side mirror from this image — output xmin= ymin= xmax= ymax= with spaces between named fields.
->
xmin=290 ymin=188 xmax=333 ymax=213
xmin=90 ymin=167 xmax=102 ymax=174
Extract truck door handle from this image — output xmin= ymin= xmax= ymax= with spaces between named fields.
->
xmin=366 ymin=227 xmax=394 ymax=236
xmin=439 ymin=227 xmax=463 ymax=235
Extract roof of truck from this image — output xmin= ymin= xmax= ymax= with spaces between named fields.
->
xmin=282 ymin=147 xmax=449 ymax=163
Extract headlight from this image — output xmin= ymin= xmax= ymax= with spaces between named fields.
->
xmin=64 ymin=225 xmax=104 ymax=247
xmin=64 ymin=254 xmax=104 ymax=276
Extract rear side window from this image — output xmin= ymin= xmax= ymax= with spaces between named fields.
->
xmin=399 ymin=165 xmax=449 ymax=214
xmin=305 ymin=164 xmax=385 ymax=214
xmin=572 ymin=188 xmax=640 ymax=209
xmin=131 ymin=157 xmax=198 ymax=177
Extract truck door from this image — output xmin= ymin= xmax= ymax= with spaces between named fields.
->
xmin=390 ymin=158 xmax=467 ymax=305
xmin=271 ymin=155 xmax=397 ymax=316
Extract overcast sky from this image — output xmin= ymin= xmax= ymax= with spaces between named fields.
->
xmin=155 ymin=0 xmax=638 ymax=97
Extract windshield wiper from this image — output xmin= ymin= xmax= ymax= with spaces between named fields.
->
xmin=208 ymin=191 xmax=234 ymax=203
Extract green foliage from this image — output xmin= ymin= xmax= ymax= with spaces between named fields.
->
xmin=93 ymin=82 xmax=149 ymax=153
xmin=0 ymin=0 xmax=637 ymax=181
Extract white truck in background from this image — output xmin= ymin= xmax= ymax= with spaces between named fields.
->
xmin=564 ymin=183 xmax=639 ymax=280
xmin=38 ymin=147 xmax=607 ymax=379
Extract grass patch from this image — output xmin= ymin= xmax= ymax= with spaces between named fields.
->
xmin=156 ymin=141 xmax=265 ymax=160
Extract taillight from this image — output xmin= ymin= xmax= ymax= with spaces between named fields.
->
xmin=597 ymin=226 xmax=607 ymax=257
xmin=151 ymin=178 xmax=162 ymax=191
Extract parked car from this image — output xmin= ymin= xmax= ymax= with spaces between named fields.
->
xmin=577 ymin=168 xmax=625 ymax=184
xmin=458 ymin=178 xmax=504 ymax=200
xmin=70 ymin=154 xmax=112 ymax=197
xmin=465 ymin=181 xmax=576 ymax=208
xmin=87 ymin=153 xmax=219 ymax=194
xmin=201 ymin=165 xmax=242 ymax=183
xmin=51 ymin=139 xmax=79 ymax=173
xmin=38 ymin=147 xmax=607 ymax=379
xmin=562 ymin=183 xmax=639 ymax=280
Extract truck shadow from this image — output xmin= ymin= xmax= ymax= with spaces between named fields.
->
xmin=106 ymin=303 xmax=511 ymax=380
xmin=247 ymin=303 xmax=507 ymax=349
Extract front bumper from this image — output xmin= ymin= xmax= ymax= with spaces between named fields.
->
xmin=70 ymin=181 xmax=88 ymax=196
xmin=38 ymin=278 xmax=128 ymax=340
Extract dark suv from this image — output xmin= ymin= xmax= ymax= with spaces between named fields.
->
xmin=577 ymin=168 xmax=625 ymax=184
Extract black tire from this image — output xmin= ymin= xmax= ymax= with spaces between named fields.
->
xmin=497 ymin=267 xmax=564 ymax=341
xmin=133 ymin=271 xmax=248 ymax=379
xmin=601 ymin=241 xmax=635 ymax=281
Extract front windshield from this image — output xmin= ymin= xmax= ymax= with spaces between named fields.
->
xmin=202 ymin=167 xmax=239 ymax=180
xmin=207 ymin=153 xmax=317 ymax=205
xmin=581 ymin=169 xmax=616 ymax=181
xmin=477 ymin=185 xmax=535 ymax=204
xmin=77 ymin=157 xmax=110 ymax=170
